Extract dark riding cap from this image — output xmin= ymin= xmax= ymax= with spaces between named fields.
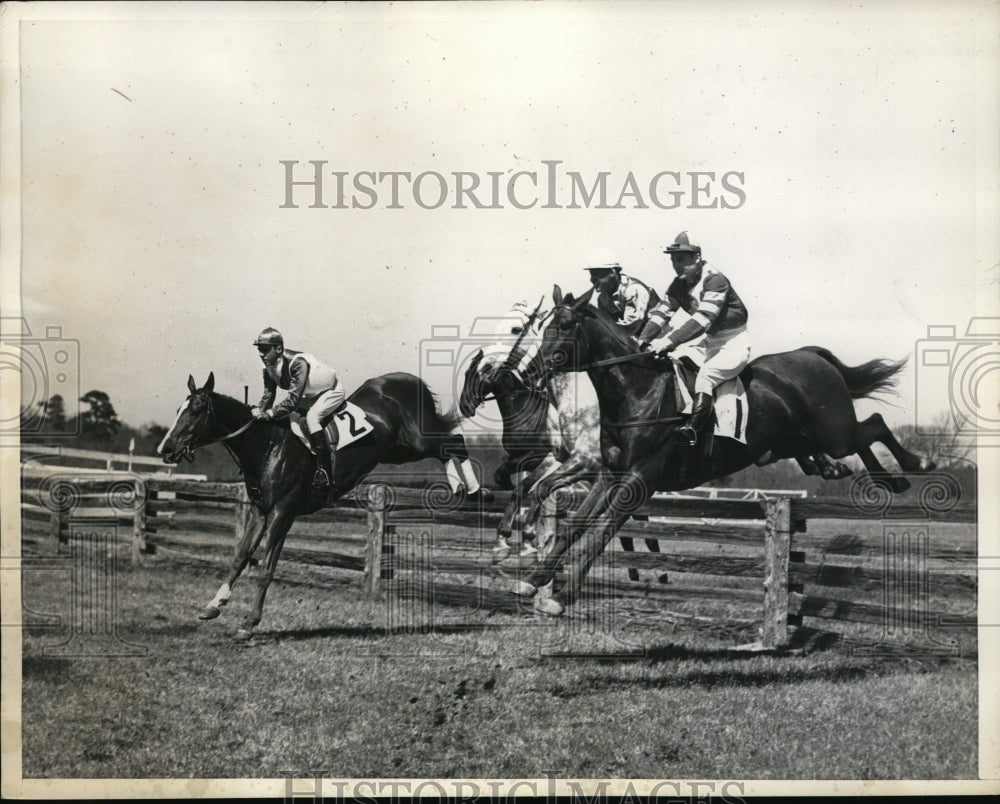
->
xmin=583 ymin=247 xmax=622 ymax=272
xmin=663 ymin=231 xmax=701 ymax=255
xmin=253 ymin=327 xmax=284 ymax=348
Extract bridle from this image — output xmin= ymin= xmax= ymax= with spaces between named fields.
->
xmin=542 ymin=302 xmax=686 ymax=426
xmin=171 ymin=391 xmax=256 ymax=462
xmin=543 ymin=302 xmax=657 ymax=372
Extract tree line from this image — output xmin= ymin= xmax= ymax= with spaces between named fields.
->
xmin=21 ymin=392 xmax=977 ymax=501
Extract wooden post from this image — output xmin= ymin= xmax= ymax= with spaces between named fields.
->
xmin=364 ymin=484 xmax=387 ymax=595
xmin=762 ymin=497 xmax=792 ymax=649
xmin=50 ymin=507 xmax=68 ymax=551
xmin=131 ymin=477 xmax=147 ymax=565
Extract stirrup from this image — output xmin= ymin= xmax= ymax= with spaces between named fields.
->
xmin=312 ymin=469 xmax=331 ymax=488
xmin=677 ymin=424 xmax=698 ymax=446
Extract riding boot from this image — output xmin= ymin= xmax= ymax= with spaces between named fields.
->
xmin=678 ymin=392 xmax=714 ymax=447
xmin=307 ymin=430 xmax=335 ymax=505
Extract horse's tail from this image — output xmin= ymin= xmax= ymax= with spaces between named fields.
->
xmin=802 ymin=346 xmax=906 ymax=399
xmin=419 ymin=381 xmax=463 ymax=433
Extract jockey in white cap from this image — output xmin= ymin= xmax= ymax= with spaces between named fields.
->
xmin=583 ymin=247 xmax=660 ymax=327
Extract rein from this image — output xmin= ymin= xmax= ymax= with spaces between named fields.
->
xmin=176 ymin=394 xmax=257 ymax=462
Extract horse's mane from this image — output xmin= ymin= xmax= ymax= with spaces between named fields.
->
xmin=559 ymin=293 xmax=668 ymax=372
xmin=209 ymin=389 xmax=293 ymax=429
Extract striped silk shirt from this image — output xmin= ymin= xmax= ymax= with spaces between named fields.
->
xmin=641 ymin=263 xmax=748 ymax=346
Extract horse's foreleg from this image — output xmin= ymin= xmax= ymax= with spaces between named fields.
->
xmin=523 ymin=456 xmax=598 ymax=539
xmin=518 ymin=471 xmax=611 ymax=594
xmin=236 ymin=506 xmax=295 ymax=640
xmin=200 ymin=503 xmax=266 ymax=620
xmin=537 ymin=468 xmax=653 ymax=616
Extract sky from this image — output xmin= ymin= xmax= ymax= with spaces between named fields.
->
xmin=4 ymin=1 xmax=998 ymax=438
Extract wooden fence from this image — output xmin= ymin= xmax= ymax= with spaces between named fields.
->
xmin=20 ymin=473 xmax=977 ymax=653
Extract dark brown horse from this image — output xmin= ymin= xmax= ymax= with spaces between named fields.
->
xmin=158 ymin=371 xmax=485 ymax=638
xmin=517 ymin=287 xmax=936 ymax=615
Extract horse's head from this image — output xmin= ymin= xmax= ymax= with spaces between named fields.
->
xmin=157 ymin=373 xmax=220 ymax=464
xmin=533 ymin=285 xmax=593 ymax=376
xmin=459 ymin=344 xmax=541 ymax=418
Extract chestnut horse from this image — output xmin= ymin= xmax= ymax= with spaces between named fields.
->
xmin=158 ymin=372 xmax=486 ymax=638
xmin=517 ymin=287 xmax=936 ymax=616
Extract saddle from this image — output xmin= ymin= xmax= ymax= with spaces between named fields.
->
xmin=672 ymin=356 xmax=750 ymax=444
xmin=288 ymin=401 xmax=375 ymax=453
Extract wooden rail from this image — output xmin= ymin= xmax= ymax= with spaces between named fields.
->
xmin=20 ymin=474 xmax=977 ymax=653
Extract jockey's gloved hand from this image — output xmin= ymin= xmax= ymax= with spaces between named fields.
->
xmin=631 ymin=336 xmax=651 ymax=352
xmin=252 ymin=407 xmax=272 ymax=421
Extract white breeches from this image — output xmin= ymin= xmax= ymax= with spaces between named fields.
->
xmin=695 ymin=326 xmax=751 ymax=395
xmin=305 ymin=386 xmax=346 ymax=433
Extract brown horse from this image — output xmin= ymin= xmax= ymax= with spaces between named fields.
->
xmin=158 ymin=372 xmax=486 ymax=638
xmin=516 ymin=287 xmax=936 ymax=615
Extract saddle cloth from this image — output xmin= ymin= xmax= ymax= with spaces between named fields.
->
xmin=289 ymin=401 xmax=375 ymax=452
xmin=672 ymin=357 xmax=748 ymax=444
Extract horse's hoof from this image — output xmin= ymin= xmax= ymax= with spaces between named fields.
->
xmin=499 ymin=553 xmax=538 ymax=570
xmin=491 ymin=545 xmax=512 ymax=563
xmin=891 ymin=476 xmax=911 ymax=494
xmin=198 ymin=606 xmax=221 ymax=621
xmin=233 ymin=628 xmax=254 ymax=642
xmin=535 ymin=597 xmax=565 ymax=617
xmin=919 ymin=458 xmax=936 ymax=472
xmin=513 ymin=580 xmax=538 ymax=597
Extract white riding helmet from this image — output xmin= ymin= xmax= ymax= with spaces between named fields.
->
xmin=584 ymin=246 xmax=622 ymax=271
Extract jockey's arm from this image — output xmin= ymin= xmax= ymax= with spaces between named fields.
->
xmin=636 ymin=296 xmax=677 ymax=344
xmin=618 ymin=280 xmax=650 ymax=327
xmin=258 ymin=369 xmax=277 ymax=412
xmin=261 ymin=358 xmax=310 ymax=421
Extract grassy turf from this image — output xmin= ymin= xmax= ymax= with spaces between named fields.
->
xmin=20 ymin=534 xmax=978 ymax=781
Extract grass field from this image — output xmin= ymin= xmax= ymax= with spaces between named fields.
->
xmin=18 ymin=511 xmax=979 ymax=782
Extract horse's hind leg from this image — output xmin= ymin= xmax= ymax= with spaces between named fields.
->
xmin=856 ymin=444 xmax=911 ymax=494
xmin=793 ymin=452 xmax=852 ymax=481
xmin=795 ymin=456 xmax=821 ymax=476
xmin=859 ymin=412 xmax=936 ymax=473
xmin=438 ymin=434 xmax=489 ymax=499
xmin=200 ymin=502 xmax=266 ymax=620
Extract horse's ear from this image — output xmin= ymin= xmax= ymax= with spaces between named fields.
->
xmin=187 ymin=375 xmax=197 ymax=394
xmin=553 ymin=284 xmax=563 ymax=306
xmin=205 ymin=372 xmax=215 ymax=393
xmin=564 ymin=292 xmax=576 ymax=305
xmin=571 ymin=293 xmax=590 ymax=311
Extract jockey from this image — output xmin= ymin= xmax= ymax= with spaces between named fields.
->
xmin=636 ymin=232 xmax=750 ymax=447
xmin=252 ymin=327 xmax=345 ymax=502
xmin=583 ymin=247 xmax=659 ymax=327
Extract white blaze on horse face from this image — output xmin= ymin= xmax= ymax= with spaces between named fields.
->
xmin=157 ymin=399 xmax=190 ymax=455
